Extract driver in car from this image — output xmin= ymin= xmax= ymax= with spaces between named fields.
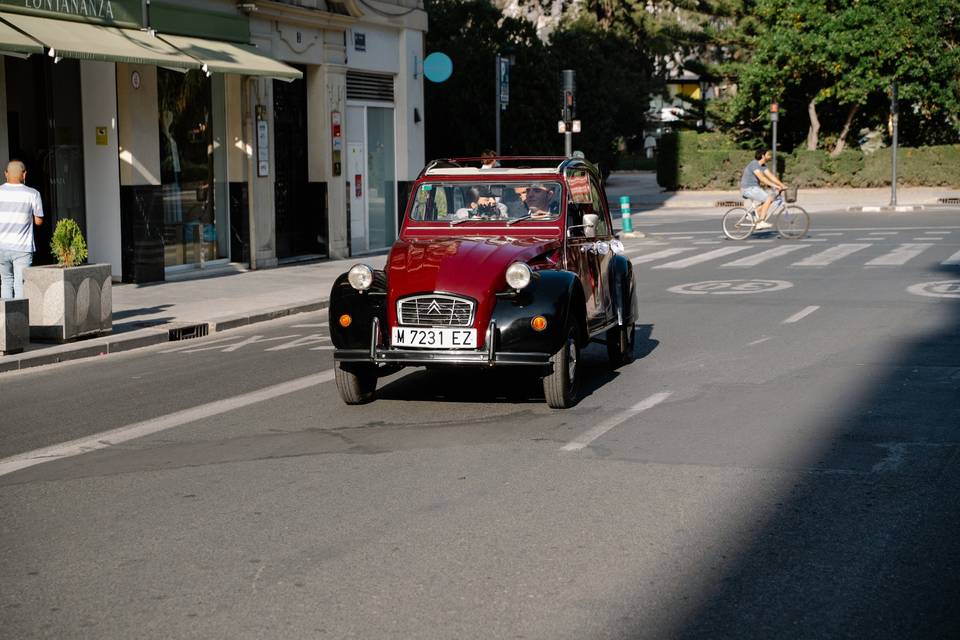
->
xmin=522 ymin=183 xmax=556 ymax=219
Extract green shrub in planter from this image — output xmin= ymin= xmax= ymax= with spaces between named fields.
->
xmin=50 ymin=218 xmax=88 ymax=268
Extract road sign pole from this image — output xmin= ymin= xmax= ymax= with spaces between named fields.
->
xmin=770 ymin=103 xmax=779 ymax=176
xmin=890 ymin=82 xmax=899 ymax=207
xmin=495 ymin=54 xmax=501 ymax=155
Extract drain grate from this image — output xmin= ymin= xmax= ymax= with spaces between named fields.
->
xmin=937 ymin=197 xmax=960 ymax=205
xmin=168 ymin=324 xmax=209 ymax=341
xmin=716 ymin=200 xmax=744 ymax=208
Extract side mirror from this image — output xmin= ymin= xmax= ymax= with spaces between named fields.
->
xmin=582 ymin=213 xmax=599 ymax=238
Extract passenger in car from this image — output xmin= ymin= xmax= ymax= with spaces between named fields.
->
xmin=454 ymin=187 xmax=508 ymax=219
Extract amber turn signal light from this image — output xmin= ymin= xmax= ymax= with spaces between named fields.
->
xmin=531 ymin=315 xmax=548 ymax=331
xmin=339 ymin=314 xmax=352 ymax=328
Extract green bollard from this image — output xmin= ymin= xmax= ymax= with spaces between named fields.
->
xmin=619 ymin=195 xmax=634 ymax=233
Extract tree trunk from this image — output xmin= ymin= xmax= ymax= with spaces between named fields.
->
xmin=806 ymin=98 xmax=820 ymax=150
xmin=830 ymin=103 xmax=860 ymax=157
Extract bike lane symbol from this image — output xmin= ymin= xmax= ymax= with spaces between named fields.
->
xmin=669 ymin=279 xmax=794 ymax=295
xmin=906 ymin=280 xmax=960 ymax=299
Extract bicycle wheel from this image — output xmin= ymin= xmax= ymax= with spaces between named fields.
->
xmin=722 ymin=207 xmax=755 ymax=240
xmin=776 ymin=205 xmax=810 ymax=239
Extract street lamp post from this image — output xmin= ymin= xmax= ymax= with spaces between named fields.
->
xmin=889 ymin=81 xmax=899 ymax=207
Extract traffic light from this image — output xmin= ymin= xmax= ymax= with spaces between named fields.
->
xmin=561 ymin=70 xmax=576 ymax=123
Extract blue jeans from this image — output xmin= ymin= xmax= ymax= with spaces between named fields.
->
xmin=0 ymin=249 xmax=32 ymax=299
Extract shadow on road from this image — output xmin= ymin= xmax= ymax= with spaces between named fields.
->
xmin=657 ymin=269 xmax=960 ymax=638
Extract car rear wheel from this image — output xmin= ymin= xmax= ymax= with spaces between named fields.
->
xmin=543 ymin=323 xmax=580 ymax=409
xmin=335 ymin=361 xmax=377 ymax=405
xmin=606 ymin=322 xmax=635 ymax=367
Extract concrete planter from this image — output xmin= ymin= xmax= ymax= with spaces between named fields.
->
xmin=0 ymin=298 xmax=29 ymax=355
xmin=23 ymin=263 xmax=112 ymax=342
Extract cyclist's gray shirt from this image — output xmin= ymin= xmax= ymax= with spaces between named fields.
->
xmin=740 ymin=160 xmax=765 ymax=189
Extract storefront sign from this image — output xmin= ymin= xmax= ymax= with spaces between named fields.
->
xmin=1 ymin=0 xmax=144 ymax=26
xmin=256 ymin=110 xmax=269 ymax=178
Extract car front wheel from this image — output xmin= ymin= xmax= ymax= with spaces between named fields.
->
xmin=335 ymin=361 xmax=377 ymax=405
xmin=543 ymin=323 xmax=580 ymax=409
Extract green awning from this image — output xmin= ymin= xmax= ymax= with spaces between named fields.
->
xmin=0 ymin=17 xmax=43 ymax=54
xmin=0 ymin=12 xmax=198 ymax=69
xmin=159 ymin=34 xmax=303 ymax=81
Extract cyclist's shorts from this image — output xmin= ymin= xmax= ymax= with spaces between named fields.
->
xmin=742 ymin=187 xmax=769 ymax=203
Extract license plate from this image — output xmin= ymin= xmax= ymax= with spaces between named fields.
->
xmin=391 ymin=327 xmax=477 ymax=349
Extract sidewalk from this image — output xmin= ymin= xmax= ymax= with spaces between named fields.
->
xmin=604 ymin=171 xmax=960 ymax=214
xmin=0 ymin=253 xmax=387 ymax=373
xmin=3 ymin=176 xmax=958 ymax=373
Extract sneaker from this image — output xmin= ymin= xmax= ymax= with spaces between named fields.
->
xmin=755 ymin=220 xmax=773 ymax=230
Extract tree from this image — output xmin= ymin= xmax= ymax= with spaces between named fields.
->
xmin=715 ymin=0 xmax=960 ymax=152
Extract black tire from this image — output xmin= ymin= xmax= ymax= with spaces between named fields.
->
xmin=606 ymin=322 xmax=635 ymax=367
xmin=335 ymin=361 xmax=377 ymax=405
xmin=776 ymin=205 xmax=810 ymax=239
xmin=721 ymin=207 xmax=755 ymax=240
xmin=543 ymin=323 xmax=581 ymax=409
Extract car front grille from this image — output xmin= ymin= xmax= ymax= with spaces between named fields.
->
xmin=397 ymin=294 xmax=475 ymax=327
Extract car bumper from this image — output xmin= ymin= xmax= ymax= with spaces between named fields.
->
xmin=333 ymin=318 xmax=551 ymax=367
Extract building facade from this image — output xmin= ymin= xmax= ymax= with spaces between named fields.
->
xmin=0 ymin=0 xmax=426 ymax=282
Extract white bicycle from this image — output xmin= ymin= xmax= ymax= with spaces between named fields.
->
xmin=722 ymin=188 xmax=810 ymax=240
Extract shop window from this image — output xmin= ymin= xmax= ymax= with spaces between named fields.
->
xmin=158 ymin=68 xmax=219 ymax=267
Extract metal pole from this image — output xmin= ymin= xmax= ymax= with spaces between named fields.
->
xmin=565 ymin=131 xmax=572 ymax=158
xmin=772 ymin=120 xmax=777 ymax=175
xmin=495 ymin=54 xmax=501 ymax=155
xmin=890 ymin=81 xmax=899 ymax=206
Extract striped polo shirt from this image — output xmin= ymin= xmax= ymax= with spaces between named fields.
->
xmin=0 ymin=183 xmax=44 ymax=252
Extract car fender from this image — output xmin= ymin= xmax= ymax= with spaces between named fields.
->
xmin=493 ymin=270 xmax=587 ymax=355
xmin=607 ymin=254 xmax=637 ymax=327
xmin=329 ymin=270 xmax=388 ymax=349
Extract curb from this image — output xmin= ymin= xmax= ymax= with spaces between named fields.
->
xmin=0 ymin=299 xmax=330 ymax=374
xmin=847 ymin=205 xmax=925 ymax=212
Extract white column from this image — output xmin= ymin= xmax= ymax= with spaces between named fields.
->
xmin=395 ymin=28 xmax=425 ymax=181
xmin=81 ymin=61 xmax=122 ymax=278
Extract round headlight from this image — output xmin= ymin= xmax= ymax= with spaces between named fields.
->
xmin=347 ymin=264 xmax=374 ymax=291
xmin=505 ymin=262 xmax=532 ymax=290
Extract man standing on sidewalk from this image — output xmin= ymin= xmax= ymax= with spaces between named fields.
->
xmin=741 ymin=149 xmax=786 ymax=230
xmin=0 ymin=160 xmax=44 ymax=299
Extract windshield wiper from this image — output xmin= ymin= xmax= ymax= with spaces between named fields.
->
xmin=449 ymin=217 xmax=474 ymax=226
xmin=507 ymin=214 xmax=534 ymax=226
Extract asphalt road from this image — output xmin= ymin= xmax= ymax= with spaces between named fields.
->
xmin=2 ymin=210 xmax=959 ymax=639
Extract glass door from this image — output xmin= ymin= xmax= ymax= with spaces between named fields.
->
xmin=345 ymin=104 xmax=396 ymax=254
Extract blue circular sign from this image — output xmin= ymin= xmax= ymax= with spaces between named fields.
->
xmin=423 ymin=52 xmax=453 ymax=83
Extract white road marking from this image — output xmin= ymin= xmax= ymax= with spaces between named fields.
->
xmin=0 ymin=370 xmax=336 ymax=477
xmin=561 ymin=392 xmax=672 ymax=452
xmin=630 ymin=248 xmax=695 ymax=264
xmin=747 ymin=337 xmax=771 ymax=346
xmin=264 ymin=334 xmax=330 ymax=351
xmin=291 ymin=323 xmax=328 ymax=328
xmin=722 ymin=245 xmax=806 ymax=267
xmin=159 ymin=336 xmax=240 ymax=354
xmin=869 ymin=231 xmax=899 ymax=235
xmin=667 ymin=235 xmax=695 ymax=240
xmin=942 ymin=249 xmax=960 ymax=266
xmin=783 ymin=305 xmax=820 ymax=324
xmin=817 ymin=232 xmax=844 ymax=236
xmin=793 ymin=243 xmax=871 ymax=266
xmin=309 ymin=346 xmax=336 ymax=351
xmin=923 ymin=231 xmax=951 ymax=235
xmin=693 ymin=240 xmax=722 ymax=245
xmin=800 ymin=238 xmax=828 ymax=242
xmin=653 ymin=246 xmax=750 ymax=269
xmin=912 ymin=237 xmax=938 ymax=241
xmin=865 ymin=243 xmax=934 ymax=266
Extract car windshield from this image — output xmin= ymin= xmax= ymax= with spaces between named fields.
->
xmin=409 ymin=182 xmax=562 ymax=223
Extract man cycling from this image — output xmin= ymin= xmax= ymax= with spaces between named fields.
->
xmin=741 ymin=149 xmax=787 ymax=230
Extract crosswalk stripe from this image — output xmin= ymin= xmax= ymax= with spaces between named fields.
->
xmin=943 ymin=249 xmax=960 ymax=266
xmin=630 ymin=248 xmax=695 ymax=264
xmin=653 ymin=246 xmax=750 ymax=269
xmin=721 ymin=244 xmax=806 ymax=267
xmin=792 ymin=243 xmax=871 ymax=266
xmin=866 ymin=243 xmax=934 ymax=266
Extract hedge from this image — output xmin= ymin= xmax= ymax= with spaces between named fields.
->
xmin=657 ymin=131 xmax=960 ymax=189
